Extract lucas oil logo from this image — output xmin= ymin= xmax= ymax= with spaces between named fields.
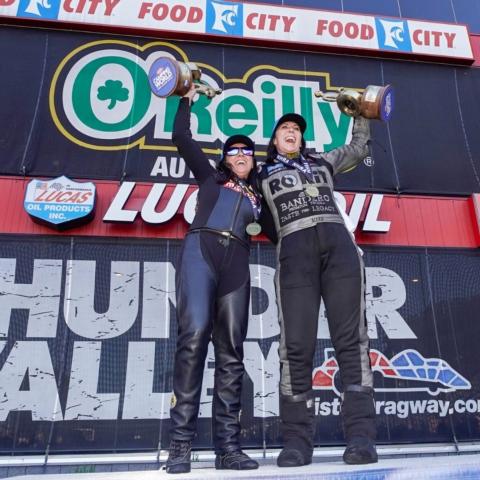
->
xmin=206 ymin=0 xmax=243 ymax=36
xmin=17 ymin=0 xmax=60 ymax=19
xmin=375 ymin=18 xmax=412 ymax=52
xmin=24 ymin=176 xmax=96 ymax=229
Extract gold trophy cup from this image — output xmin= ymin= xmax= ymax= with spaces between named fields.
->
xmin=148 ymin=57 xmax=222 ymax=99
xmin=315 ymin=84 xmax=394 ymax=121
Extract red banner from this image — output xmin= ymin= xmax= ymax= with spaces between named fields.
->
xmin=2 ymin=176 xmax=478 ymax=248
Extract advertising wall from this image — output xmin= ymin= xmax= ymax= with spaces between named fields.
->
xmin=1 ymin=235 xmax=480 ymax=454
xmin=1 ymin=19 xmax=480 ymax=457
xmin=1 ymin=26 xmax=480 ymax=195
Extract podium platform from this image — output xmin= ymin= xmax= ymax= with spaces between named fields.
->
xmin=2 ymin=444 xmax=480 ymax=480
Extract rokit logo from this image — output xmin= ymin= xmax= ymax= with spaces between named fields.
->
xmin=375 ymin=18 xmax=412 ymax=52
xmin=206 ymin=0 xmax=243 ymax=36
xmin=17 ymin=0 xmax=60 ymax=19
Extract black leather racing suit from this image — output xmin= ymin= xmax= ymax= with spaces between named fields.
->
xmin=258 ymin=117 xmax=375 ymax=454
xmin=170 ymin=98 xmax=257 ymax=453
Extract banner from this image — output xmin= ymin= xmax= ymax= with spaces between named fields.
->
xmin=1 ymin=26 xmax=480 ymax=195
xmin=0 ymin=236 xmax=479 ymax=454
xmin=0 ymin=1 xmax=473 ymax=63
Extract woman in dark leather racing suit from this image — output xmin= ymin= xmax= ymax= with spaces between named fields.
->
xmin=166 ymin=87 xmax=260 ymax=474
xmin=258 ymin=113 xmax=377 ymax=467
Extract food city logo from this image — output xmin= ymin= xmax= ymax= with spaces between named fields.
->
xmin=375 ymin=18 xmax=412 ymax=52
xmin=50 ymin=39 xmax=355 ymax=156
xmin=206 ymin=0 xmax=243 ymax=36
xmin=15 ymin=0 xmax=60 ymax=19
xmin=313 ymin=348 xmax=471 ymax=397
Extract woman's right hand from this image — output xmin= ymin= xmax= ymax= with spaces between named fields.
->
xmin=184 ymin=84 xmax=197 ymax=104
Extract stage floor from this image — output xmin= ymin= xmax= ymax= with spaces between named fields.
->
xmin=4 ymin=450 xmax=480 ymax=480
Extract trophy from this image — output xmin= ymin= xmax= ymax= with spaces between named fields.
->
xmin=315 ymin=84 xmax=394 ymax=121
xmin=148 ymin=57 xmax=222 ymax=99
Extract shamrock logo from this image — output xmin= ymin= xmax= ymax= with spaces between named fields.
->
xmin=97 ymin=79 xmax=129 ymax=110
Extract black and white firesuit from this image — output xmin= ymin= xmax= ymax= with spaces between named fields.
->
xmin=169 ymin=98 xmax=260 ymax=456
xmin=258 ymin=113 xmax=376 ymax=465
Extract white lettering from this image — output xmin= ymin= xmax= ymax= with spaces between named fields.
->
xmin=0 ymin=341 xmax=62 ymax=421
xmin=244 ymin=341 xmax=280 ymax=416
xmin=64 ymin=260 xmax=139 ymax=339
xmin=365 ymin=267 xmax=416 ymax=339
xmin=65 ymin=341 xmax=119 ymax=420
xmin=122 ymin=342 xmax=172 ymax=419
xmin=0 ymin=259 xmax=62 ymax=338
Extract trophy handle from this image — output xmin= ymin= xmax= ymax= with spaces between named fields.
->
xmin=315 ymin=88 xmax=362 ymax=117
xmin=337 ymin=89 xmax=363 ymax=117
xmin=194 ymin=80 xmax=223 ymax=99
xmin=314 ymin=90 xmax=339 ymax=102
xmin=194 ymin=83 xmax=223 ymax=99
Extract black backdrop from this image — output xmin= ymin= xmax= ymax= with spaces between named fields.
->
xmin=1 ymin=26 xmax=480 ymax=195
xmin=0 ymin=235 xmax=479 ymax=454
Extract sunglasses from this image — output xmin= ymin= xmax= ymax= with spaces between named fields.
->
xmin=226 ymin=147 xmax=254 ymax=156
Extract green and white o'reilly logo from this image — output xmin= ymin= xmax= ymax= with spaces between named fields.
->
xmin=50 ymin=40 xmax=353 ymax=155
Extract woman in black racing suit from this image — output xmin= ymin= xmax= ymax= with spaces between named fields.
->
xmin=258 ymin=113 xmax=377 ymax=467
xmin=165 ymin=86 xmax=260 ymax=474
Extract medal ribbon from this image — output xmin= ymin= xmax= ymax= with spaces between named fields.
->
xmin=275 ymin=153 xmax=314 ymax=182
xmin=236 ymin=178 xmax=261 ymax=220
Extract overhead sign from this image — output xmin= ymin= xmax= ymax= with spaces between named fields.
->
xmin=24 ymin=175 xmax=96 ymax=229
xmin=0 ymin=0 xmax=474 ymax=63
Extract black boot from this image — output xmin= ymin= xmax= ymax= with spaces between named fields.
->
xmin=215 ymin=449 xmax=259 ymax=470
xmin=277 ymin=391 xmax=315 ymax=467
xmin=343 ymin=436 xmax=378 ymax=464
xmin=165 ymin=439 xmax=192 ymax=474
xmin=342 ymin=386 xmax=377 ymax=465
xmin=277 ymin=447 xmax=311 ymax=467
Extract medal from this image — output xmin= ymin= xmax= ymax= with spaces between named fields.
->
xmin=246 ymin=222 xmax=262 ymax=236
xmin=305 ymin=185 xmax=319 ymax=197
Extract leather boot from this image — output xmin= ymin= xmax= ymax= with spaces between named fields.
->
xmin=342 ymin=385 xmax=377 ymax=465
xmin=277 ymin=391 xmax=315 ymax=467
xmin=165 ymin=439 xmax=192 ymax=474
xmin=343 ymin=436 xmax=378 ymax=464
xmin=215 ymin=449 xmax=259 ymax=470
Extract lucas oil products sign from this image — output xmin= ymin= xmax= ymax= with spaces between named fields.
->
xmin=1 ymin=26 xmax=480 ymax=195
xmin=0 ymin=235 xmax=480 ymax=453
xmin=24 ymin=176 xmax=96 ymax=229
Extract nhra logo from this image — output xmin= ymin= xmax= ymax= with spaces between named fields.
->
xmin=17 ymin=0 xmax=60 ymax=19
xmin=313 ymin=348 xmax=471 ymax=397
xmin=206 ymin=0 xmax=243 ymax=36
xmin=375 ymin=18 xmax=412 ymax=52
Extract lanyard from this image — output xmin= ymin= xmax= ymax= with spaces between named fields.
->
xmin=275 ymin=153 xmax=314 ymax=182
xmin=225 ymin=178 xmax=262 ymax=220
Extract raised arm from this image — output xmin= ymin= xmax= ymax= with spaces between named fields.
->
xmin=322 ymin=116 xmax=370 ymax=176
xmin=172 ymin=92 xmax=213 ymax=184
